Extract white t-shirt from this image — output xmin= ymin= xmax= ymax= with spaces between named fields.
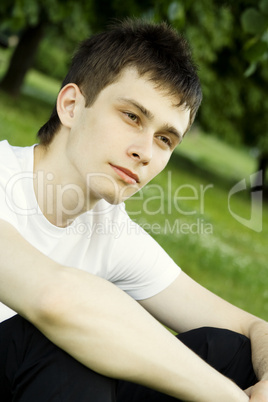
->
xmin=0 ymin=140 xmax=181 ymax=322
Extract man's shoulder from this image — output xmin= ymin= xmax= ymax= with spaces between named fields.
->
xmin=0 ymin=140 xmax=18 ymax=174
xmin=0 ymin=140 xmax=20 ymax=169
xmin=0 ymin=139 xmax=12 ymax=157
xmin=0 ymin=140 xmax=34 ymax=174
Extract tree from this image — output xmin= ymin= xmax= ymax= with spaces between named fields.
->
xmin=0 ymin=0 xmax=93 ymax=96
xmin=0 ymin=21 xmax=45 ymax=96
xmin=0 ymin=0 xmax=155 ymax=96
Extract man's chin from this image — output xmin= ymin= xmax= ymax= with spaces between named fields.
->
xmin=103 ymin=192 xmax=137 ymax=206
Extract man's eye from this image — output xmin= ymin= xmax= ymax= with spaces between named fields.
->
xmin=126 ymin=112 xmax=138 ymax=122
xmin=158 ymin=135 xmax=172 ymax=147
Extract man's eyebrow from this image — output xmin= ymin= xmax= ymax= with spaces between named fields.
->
xmin=117 ymin=97 xmax=154 ymax=120
xmin=162 ymin=124 xmax=183 ymax=143
xmin=117 ymin=97 xmax=183 ymax=141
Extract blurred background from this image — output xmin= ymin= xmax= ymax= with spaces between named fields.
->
xmin=0 ymin=0 xmax=267 ymax=320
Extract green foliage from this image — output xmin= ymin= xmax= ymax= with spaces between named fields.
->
xmin=31 ymin=0 xmax=157 ymax=79
xmin=241 ymin=0 xmax=268 ymax=76
xmin=0 ymin=0 xmax=156 ymax=82
xmin=241 ymin=7 xmax=268 ymax=35
xmin=1 ymin=0 xmax=92 ymax=41
xmin=0 ymin=1 xmax=94 ymax=93
xmin=88 ymin=0 xmax=155 ymax=32
xmin=34 ymin=35 xmax=70 ymax=80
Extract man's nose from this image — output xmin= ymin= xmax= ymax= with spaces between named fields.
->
xmin=127 ymin=135 xmax=153 ymax=165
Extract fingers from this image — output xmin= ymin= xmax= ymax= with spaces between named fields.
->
xmin=248 ymin=380 xmax=268 ymax=401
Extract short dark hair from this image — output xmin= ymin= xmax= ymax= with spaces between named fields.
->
xmin=38 ymin=18 xmax=202 ymax=145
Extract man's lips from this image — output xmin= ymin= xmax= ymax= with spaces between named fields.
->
xmin=110 ymin=164 xmax=140 ymax=184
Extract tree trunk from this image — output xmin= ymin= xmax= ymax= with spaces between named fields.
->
xmin=0 ymin=22 xmax=45 ymax=97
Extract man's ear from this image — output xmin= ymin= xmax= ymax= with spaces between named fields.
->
xmin=56 ymin=83 xmax=84 ymax=128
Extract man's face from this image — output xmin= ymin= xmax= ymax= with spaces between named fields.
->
xmin=66 ymin=68 xmax=190 ymax=207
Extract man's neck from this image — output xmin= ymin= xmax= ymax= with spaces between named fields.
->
xmin=33 ymin=139 xmax=96 ymax=228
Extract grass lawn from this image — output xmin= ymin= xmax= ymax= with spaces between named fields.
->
xmin=0 ymin=64 xmax=267 ymax=320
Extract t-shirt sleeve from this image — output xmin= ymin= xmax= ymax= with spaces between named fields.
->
xmin=107 ymin=208 xmax=181 ymax=300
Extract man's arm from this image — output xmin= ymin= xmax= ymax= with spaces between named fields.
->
xmin=0 ymin=219 xmax=248 ymax=402
xmin=248 ymin=319 xmax=268 ymax=382
xmin=139 ymin=272 xmax=268 ymax=399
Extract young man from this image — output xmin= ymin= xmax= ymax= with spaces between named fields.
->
xmin=0 ymin=19 xmax=267 ymax=402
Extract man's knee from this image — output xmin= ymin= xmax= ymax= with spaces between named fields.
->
xmin=177 ymin=327 xmax=257 ymax=389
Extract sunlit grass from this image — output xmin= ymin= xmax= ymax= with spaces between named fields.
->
xmin=177 ymin=127 xmax=257 ymax=181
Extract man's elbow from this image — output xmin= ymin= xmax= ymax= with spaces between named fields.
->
xmin=28 ymin=268 xmax=75 ymax=328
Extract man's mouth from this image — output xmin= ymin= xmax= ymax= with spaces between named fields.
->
xmin=110 ymin=164 xmax=140 ymax=184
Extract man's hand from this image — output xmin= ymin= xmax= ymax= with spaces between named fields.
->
xmin=245 ymin=380 xmax=268 ymax=401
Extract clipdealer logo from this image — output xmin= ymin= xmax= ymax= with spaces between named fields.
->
xmin=228 ymin=171 xmax=263 ymax=232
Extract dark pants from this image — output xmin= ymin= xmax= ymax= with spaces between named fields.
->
xmin=0 ymin=315 xmax=257 ymax=402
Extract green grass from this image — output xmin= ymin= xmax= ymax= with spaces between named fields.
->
xmin=0 ymin=65 xmax=267 ymax=320
xmin=176 ymin=126 xmax=257 ymax=181
xmin=0 ymin=72 xmax=59 ymax=146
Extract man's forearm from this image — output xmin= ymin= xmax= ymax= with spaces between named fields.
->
xmin=31 ymin=268 xmax=249 ymax=402
xmin=249 ymin=319 xmax=268 ymax=381
xmin=0 ymin=221 xmax=248 ymax=401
